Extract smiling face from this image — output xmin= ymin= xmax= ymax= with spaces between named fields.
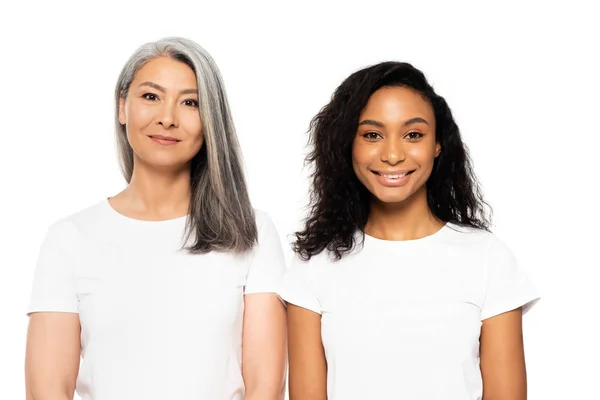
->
xmin=352 ymin=86 xmax=441 ymax=205
xmin=119 ymin=56 xmax=203 ymax=172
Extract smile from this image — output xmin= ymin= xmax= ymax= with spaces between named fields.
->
xmin=148 ymin=135 xmax=181 ymax=145
xmin=371 ymin=170 xmax=415 ymax=186
xmin=379 ymin=172 xmax=409 ymax=179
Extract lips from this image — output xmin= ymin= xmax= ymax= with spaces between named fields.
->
xmin=148 ymin=135 xmax=181 ymax=145
xmin=149 ymin=135 xmax=180 ymax=142
xmin=372 ymin=170 xmax=414 ymax=178
xmin=378 ymin=172 xmax=410 ymax=179
xmin=371 ymin=169 xmax=415 ymax=186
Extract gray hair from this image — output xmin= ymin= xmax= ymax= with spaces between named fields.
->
xmin=114 ymin=37 xmax=257 ymax=253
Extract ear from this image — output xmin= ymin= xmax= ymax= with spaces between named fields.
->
xmin=118 ymin=93 xmax=126 ymax=125
xmin=435 ymin=142 xmax=442 ymax=158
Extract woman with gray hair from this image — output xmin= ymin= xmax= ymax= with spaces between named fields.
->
xmin=25 ymin=37 xmax=287 ymax=400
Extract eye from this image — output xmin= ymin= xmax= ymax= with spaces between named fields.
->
xmin=362 ymin=131 xmax=382 ymax=141
xmin=405 ymin=131 xmax=424 ymax=140
xmin=142 ymin=93 xmax=158 ymax=101
xmin=183 ymin=99 xmax=199 ymax=108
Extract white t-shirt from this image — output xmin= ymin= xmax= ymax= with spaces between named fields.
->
xmin=27 ymin=200 xmax=287 ymax=400
xmin=279 ymin=223 xmax=540 ymax=400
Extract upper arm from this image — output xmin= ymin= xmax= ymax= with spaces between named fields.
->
xmin=480 ymin=308 xmax=527 ymax=400
xmin=241 ymin=211 xmax=288 ymax=398
xmin=480 ymin=235 xmax=539 ymax=321
xmin=478 ymin=235 xmax=540 ymax=399
xmin=244 ymin=211 xmax=286 ymax=295
xmin=287 ymin=304 xmax=327 ymax=400
xmin=278 ymin=253 xmax=326 ymax=399
xmin=26 ymin=220 xmax=81 ymax=398
xmin=242 ymin=293 xmax=287 ymax=398
xmin=26 ymin=312 xmax=81 ymax=399
xmin=28 ymin=221 xmax=80 ymax=314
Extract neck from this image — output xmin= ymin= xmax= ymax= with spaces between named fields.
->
xmin=365 ymin=185 xmax=444 ymax=241
xmin=112 ymin=161 xmax=192 ymax=221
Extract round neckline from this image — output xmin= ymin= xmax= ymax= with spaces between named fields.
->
xmin=104 ymin=198 xmax=188 ymax=225
xmin=362 ymin=222 xmax=451 ymax=245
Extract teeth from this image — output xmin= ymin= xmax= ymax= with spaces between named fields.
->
xmin=382 ymin=172 xmax=407 ymax=179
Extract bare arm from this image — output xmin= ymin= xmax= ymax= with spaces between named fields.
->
xmin=287 ymin=304 xmax=327 ymax=400
xmin=25 ymin=313 xmax=80 ymax=400
xmin=480 ymin=307 xmax=527 ymax=400
xmin=242 ymin=293 xmax=287 ymax=400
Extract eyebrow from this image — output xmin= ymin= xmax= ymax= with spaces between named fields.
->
xmin=138 ymin=81 xmax=197 ymax=95
xmin=358 ymin=117 xmax=430 ymax=128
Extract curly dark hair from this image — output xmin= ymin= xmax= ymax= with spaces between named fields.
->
xmin=294 ymin=61 xmax=491 ymax=260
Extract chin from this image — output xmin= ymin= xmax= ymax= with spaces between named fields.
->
xmin=370 ymin=187 xmax=415 ymax=205
xmin=140 ymin=154 xmax=192 ymax=170
xmin=373 ymin=194 xmax=412 ymax=204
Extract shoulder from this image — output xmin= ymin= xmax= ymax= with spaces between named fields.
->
xmin=35 ymin=202 xmax=110 ymax=267
xmin=246 ymin=208 xmax=286 ymax=258
xmin=56 ymin=200 xmax=110 ymax=228
xmin=442 ymin=223 xmax=515 ymax=261
xmin=289 ymin=243 xmax=352 ymax=275
xmin=443 ymin=223 xmax=501 ymax=246
xmin=253 ymin=208 xmax=275 ymax=229
xmin=251 ymin=208 xmax=281 ymax=241
xmin=43 ymin=200 xmax=112 ymax=242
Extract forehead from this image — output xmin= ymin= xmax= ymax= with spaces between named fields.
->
xmin=132 ymin=56 xmax=197 ymax=87
xmin=361 ymin=86 xmax=434 ymax=121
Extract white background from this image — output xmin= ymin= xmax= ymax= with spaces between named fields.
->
xmin=1 ymin=1 xmax=598 ymax=399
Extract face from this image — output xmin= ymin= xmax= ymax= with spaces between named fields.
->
xmin=352 ymin=86 xmax=441 ymax=205
xmin=119 ymin=57 xmax=203 ymax=171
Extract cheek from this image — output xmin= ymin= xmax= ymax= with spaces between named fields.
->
xmin=190 ymin=133 xmax=204 ymax=152
xmin=352 ymin=143 xmax=378 ymax=189
xmin=409 ymin=146 xmax=438 ymax=185
xmin=182 ymin=113 xmax=203 ymax=141
xmin=409 ymin=144 xmax=437 ymax=167
xmin=352 ymin=141 xmax=376 ymax=168
xmin=126 ymin=102 xmax=154 ymax=132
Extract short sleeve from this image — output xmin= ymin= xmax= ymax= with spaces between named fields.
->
xmin=27 ymin=220 xmax=79 ymax=315
xmin=244 ymin=211 xmax=287 ymax=295
xmin=480 ymin=235 xmax=540 ymax=321
xmin=278 ymin=254 xmax=322 ymax=315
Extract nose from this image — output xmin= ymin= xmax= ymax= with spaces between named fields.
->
xmin=157 ymin=100 xmax=179 ymax=129
xmin=380 ymin=136 xmax=405 ymax=165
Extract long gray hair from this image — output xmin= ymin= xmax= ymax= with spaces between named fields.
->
xmin=114 ymin=37 xmax=257 ymax=253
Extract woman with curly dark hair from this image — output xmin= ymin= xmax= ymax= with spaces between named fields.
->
xmin=279 ymin=62 xmax=540 ymax=400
